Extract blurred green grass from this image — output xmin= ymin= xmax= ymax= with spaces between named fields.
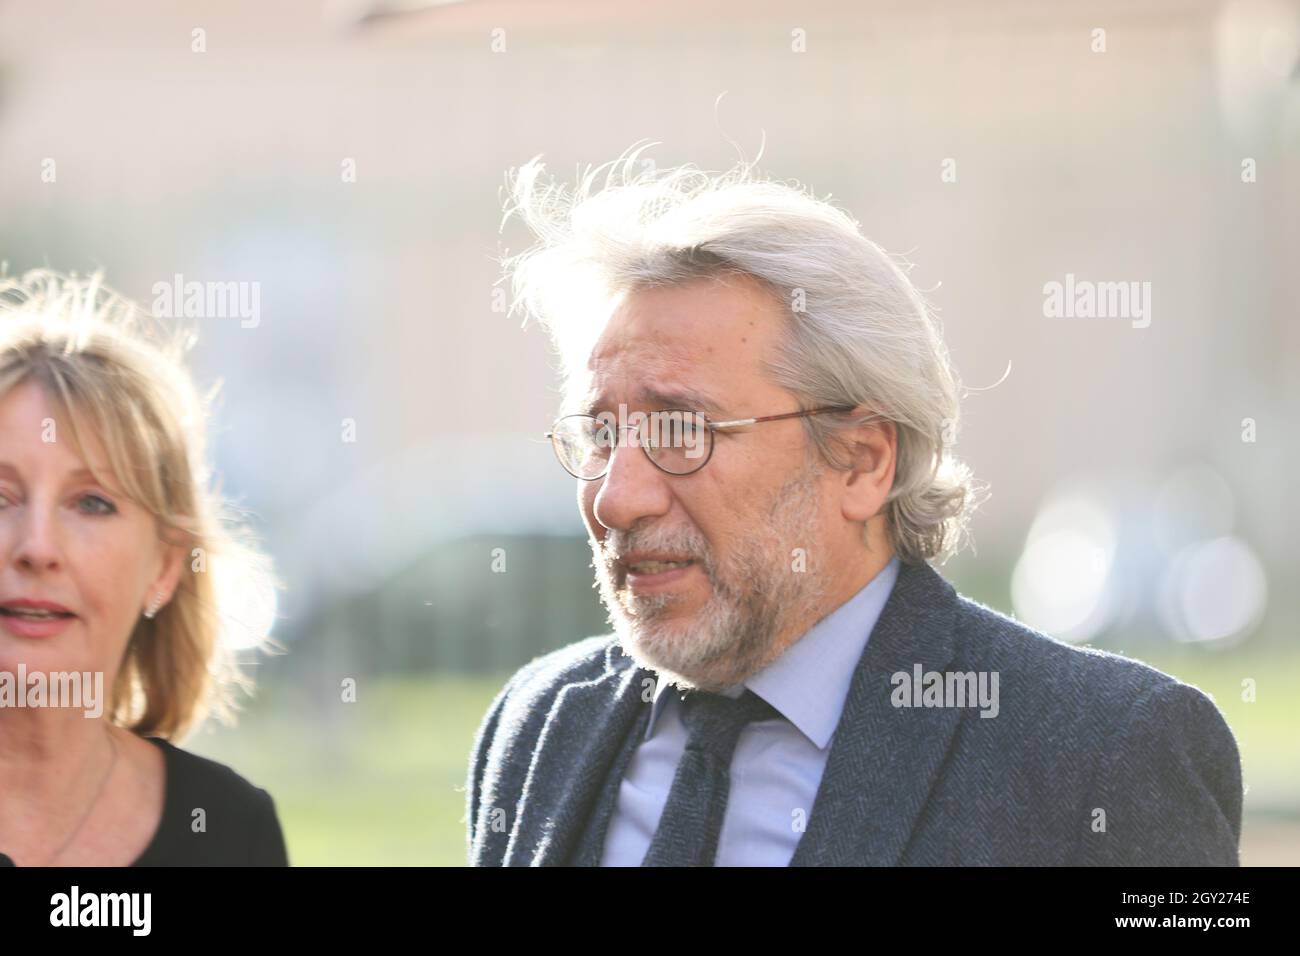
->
xmin=184 ymin=646 xmax=1300 ymax=866
xmin=186 ymin=675 xmax=501 ymax=866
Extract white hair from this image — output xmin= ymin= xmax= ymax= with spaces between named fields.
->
xmin=498 ymin=142 xmax=983 ymax=565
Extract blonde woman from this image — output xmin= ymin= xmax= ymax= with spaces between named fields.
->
xmin=0 ymin=270 xmax=287 ymax=866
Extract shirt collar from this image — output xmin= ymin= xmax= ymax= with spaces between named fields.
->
xmin=646 ymin=555 xmax=901 ymax=749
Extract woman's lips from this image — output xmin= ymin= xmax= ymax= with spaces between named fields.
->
xmin=0 ymin=611 xmax=77 ymax=639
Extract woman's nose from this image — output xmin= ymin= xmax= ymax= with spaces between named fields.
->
xmin=7 ymin=505 xmax=64 ymax=572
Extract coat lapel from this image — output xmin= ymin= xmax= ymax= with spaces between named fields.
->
xmin=503 ymin=642 xmax=650 ymax=866
xmin=789 ymin=560 xmax=964 ymax=866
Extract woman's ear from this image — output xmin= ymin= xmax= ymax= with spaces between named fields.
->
xmin=149 ymin=532 xmax=189 ymax=610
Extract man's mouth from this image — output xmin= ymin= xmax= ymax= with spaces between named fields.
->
xmin=616 ymin=555 xmax=701 ymax=594
xmin=626 ymin=559 xmax=694 ymax=574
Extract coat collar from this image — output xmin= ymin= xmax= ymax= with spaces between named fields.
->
xmin=505 ymin=559 xmax=961 ymax=866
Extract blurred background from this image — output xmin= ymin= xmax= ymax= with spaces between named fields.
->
xmin=1 ymin=0 xmax=1296 ymax=865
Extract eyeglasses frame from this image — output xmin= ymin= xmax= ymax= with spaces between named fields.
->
xmin=545 ymin=404 xmax=859 ymax=480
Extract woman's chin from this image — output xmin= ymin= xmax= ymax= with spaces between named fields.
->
xmin=0 ymin=644 xmax=97 ymax=681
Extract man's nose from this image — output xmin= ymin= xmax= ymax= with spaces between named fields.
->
xmin=591 ymin=426 xmax=672 ymax=531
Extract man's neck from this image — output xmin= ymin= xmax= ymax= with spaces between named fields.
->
xmin=772 ymin=542 xmax=896 ymax=662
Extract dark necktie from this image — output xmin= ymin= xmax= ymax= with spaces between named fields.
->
xmin=641 ymin=687 xmax=780 ymax=867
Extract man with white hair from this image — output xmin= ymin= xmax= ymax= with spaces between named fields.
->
xmin=466 ymin=146 xmax=1242 ymax=867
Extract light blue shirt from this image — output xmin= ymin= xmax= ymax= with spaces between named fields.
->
xmin=599 ymin=555 xmax=901 ymax=866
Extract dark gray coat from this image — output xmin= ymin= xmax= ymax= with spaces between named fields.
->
xmin=466 ymin=558 xmax=1242 ymax=865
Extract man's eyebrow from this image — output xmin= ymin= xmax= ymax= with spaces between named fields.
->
xmin=578 ymin=387 xmax=726 ymax=416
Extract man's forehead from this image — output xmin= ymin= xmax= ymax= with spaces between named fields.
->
xmin=573 ymin=380 xmax=727 ymax=416
xmin=579 ymin=334 xmax=727 ymax=416
xmin=572 ymin=276 xmax=782 ymax=415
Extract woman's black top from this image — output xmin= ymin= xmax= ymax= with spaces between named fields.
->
xmin=130 ymin=736 xmax=289 ymax=866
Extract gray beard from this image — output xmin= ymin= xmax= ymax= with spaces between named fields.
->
xmin=591 ymin=465 xmax=828 ymax=693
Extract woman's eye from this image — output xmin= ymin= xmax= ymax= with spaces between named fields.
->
xmin=77 ymin=494 xmax=118 ymax=516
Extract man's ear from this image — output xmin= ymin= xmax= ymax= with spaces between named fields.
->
xmin=839 ymin=411 xmax=897 ymax=523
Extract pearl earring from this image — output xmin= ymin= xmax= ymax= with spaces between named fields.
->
xmin=144 ymin=595 xmax=162 ymax=619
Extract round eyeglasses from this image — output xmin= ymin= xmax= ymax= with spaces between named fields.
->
xmin=545 ymin=405 xmax=856 ymax=480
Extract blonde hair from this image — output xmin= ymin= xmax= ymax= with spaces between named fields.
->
xmin=500 ymin=143 xmax=985 ymax=565
xmin=0 ymin=268 xmax=278 ymax=739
